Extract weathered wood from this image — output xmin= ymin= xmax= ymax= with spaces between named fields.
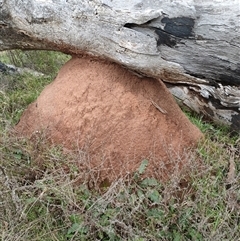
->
xmin=0 ymin=0 xmax=239 ymax=131
xmin=167 ymin=83 xmax=240 ymax=131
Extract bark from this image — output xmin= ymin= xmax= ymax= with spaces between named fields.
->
xmin=0 ymin=0 xmax=239 ymax=131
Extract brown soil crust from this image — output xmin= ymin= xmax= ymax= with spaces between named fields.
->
xmin=16 ymin=56 xmax=203 ymax=182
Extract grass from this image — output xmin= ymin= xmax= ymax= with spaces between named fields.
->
xmin=0 ymin=50 xmax=239 ymax=240
xmin=0 ymin=50 xmax=70 ymax=78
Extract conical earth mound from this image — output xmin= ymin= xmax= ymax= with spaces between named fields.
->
xmin=16 ymin=56 xmax=202 ymax=181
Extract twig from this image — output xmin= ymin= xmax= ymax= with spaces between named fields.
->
xmin=150 ymin=99 xmax=167 ymax=114
xmin=226 ymin=155 xmax=236 ymax=184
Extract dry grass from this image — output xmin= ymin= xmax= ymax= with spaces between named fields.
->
xmin=0 ymin=126 xmax=239 ymax=240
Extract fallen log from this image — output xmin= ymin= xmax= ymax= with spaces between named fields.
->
xmin=0 ymin=0 xmax=239 ymax=131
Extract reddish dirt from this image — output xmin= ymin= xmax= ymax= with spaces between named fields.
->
xmin=16 ymin=56 xmax=203 ymax=182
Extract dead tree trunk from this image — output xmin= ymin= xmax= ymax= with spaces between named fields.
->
xmin=0 ymin=0 xmax=239 ymax=131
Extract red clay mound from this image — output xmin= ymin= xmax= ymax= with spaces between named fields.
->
xmin=16 ymin=56 xmax=202 ymax=181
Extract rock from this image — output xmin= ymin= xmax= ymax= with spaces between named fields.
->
xmin=0 ymin=62 xmax=17 ymax=74
xmin=15 ymin=56 xmax=203 ymax=181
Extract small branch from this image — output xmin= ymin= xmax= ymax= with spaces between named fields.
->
xmin=226 ymin=153 xmax=236 ymax=185
xmin=151 ymin=99 xmax=167 ymax=114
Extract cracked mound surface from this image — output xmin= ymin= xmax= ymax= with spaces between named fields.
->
xmin=16 ymin=56 xmax=203 ymax=181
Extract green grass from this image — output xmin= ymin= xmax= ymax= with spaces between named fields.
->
xmin=0 ymin=50 xmax=70 ymax=78
xmin=0 ymin=50 xmax=239 ymax=241
xmin=0 ymin=73 xmax=51 ymax=129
